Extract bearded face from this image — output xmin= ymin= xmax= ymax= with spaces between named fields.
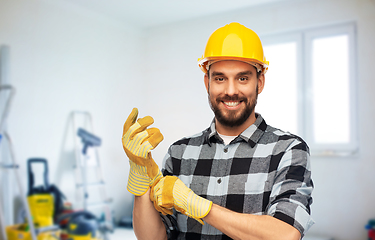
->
xmin=204 ymin=61 xmax=263 ymax=131
xmin=208 ymin=84 xmax=258 ymax=128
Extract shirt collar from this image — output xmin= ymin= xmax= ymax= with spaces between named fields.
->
xmin=205 ymin=113 xmax=267 ymax=148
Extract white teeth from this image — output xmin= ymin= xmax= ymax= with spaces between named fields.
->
xmin=224 ymin=101 xmax=240 ymax=107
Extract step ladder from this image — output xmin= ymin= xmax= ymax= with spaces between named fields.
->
xmin=0 ymin=85 xmax=37 ymax=240
xmin=70 ymin=111 xmax=113 ymax=234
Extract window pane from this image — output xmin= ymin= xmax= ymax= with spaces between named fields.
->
xmin=258 ymin=42 xmax=298 ymax=134
xmin=312 ymin=35 xmax=350 ymax=143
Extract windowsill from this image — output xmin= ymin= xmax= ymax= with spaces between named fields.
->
xmin=310 ymin=149 xmax=359 ymax=158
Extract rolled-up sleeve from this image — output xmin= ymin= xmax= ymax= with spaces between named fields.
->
xmin=266 ymin=138 xmax=315 ymax=236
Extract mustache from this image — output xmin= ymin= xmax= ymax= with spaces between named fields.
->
xmin=216 ymin=95 xmax=247 ymax=102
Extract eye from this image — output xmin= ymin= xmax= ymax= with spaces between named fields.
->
xmin=215 ymin=77 xmax=225 ymax=82
xmin=238 ymin=77 xmax=248 ymax=82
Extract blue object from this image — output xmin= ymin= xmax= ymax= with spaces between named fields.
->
xmin=366 ymin=219 xmax=375 ymax=229
xmin=67 ymin=211 xmax=99 ymax=237
xmin=77 ymin=128 xmax=101 ymax=154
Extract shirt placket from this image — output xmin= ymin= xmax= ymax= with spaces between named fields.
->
xmin=217 ymin=143 xmax=233 ymax=206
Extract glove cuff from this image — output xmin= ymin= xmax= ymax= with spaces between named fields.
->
xmin=127 ymin=167 xmax=150 ymax=196
xmin=172 ymin=177 xmax=212 ymax=224
xmin=188 ymin=192 xmax=213 ymax=219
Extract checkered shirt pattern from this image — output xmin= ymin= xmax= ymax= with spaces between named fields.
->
xmin=161 ymin=114 xmax=314 ymax=239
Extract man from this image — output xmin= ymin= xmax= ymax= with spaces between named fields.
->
xmin=122 ymin=22 xmax=314 ymax=240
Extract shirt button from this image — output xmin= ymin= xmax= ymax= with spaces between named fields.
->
xmin=217 ymin=178 xmax=222 ymax=184
xmin=224 ymin=148 xmax=228 ymax=153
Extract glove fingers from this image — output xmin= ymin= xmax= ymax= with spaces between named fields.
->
xmin=135 ymin=115 xmax=154 ymax=133
xmin=150 ymin=178 xmax=168 ymax=215
xmin=127 ymin=128 xmax=162 ymax=160
xmin=146 ymin=128 xmax=164 ymax=148
xmin=162 ymin=176 xmax=178 ymax=205
xmin=126 ymin=116 xmax=154 ymax=140
xmin=123 ymin=108 xmax=138 ymax=136
xmin=152 ymin=195 xmax=173 ymax=215
xmin=153 ymin=202 xmax=173 ymax=215
xmin=122 ymin=109 xmax=154 ymax=139
xmin=150 ymin=177 xmax=175 ymax=216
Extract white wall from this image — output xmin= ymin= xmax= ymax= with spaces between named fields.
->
xmin=143 ymin=0 xmax=375 ymax=240
xmin=1 ymin=0 xmax=375 ymax=239
xmin=0 ymin=0 xmax=145 ymax=221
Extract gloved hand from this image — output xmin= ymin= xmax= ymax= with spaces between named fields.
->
xmin=122 ymin=108 xmax=163 ymax=196
xmin=150 ymin=176 xmax=213 ymax=225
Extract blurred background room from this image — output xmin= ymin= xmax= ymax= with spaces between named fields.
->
xmin=1 ymin=0 xmax=375 ymax=239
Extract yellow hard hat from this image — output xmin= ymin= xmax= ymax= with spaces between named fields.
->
xmin=198 ymin=22 xmax=269 ymax=74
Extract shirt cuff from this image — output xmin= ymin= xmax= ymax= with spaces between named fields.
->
xmin=267 ymin=200 xmax=315 ymax=236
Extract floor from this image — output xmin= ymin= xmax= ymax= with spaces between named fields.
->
xmin=109 ymin=228 xmax=136 ymax=240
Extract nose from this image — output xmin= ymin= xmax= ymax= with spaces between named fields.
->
xmin=225 ymin=79 xmax=238 ymax=96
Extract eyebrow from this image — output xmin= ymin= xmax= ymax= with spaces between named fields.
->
xmin=210 ymin=71 xmax=225 ymax=77
xmin=236 ymin=71 xmax=253 ymax=77
xmin=210 ymin=70 xmax=253 ymax=78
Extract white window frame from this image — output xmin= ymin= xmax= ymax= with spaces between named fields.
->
xmin=260 ymin=22 xmax=358 ymax=157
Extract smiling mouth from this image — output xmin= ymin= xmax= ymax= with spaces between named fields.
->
xmin=223 ymin=101 xmax=241 ymax=107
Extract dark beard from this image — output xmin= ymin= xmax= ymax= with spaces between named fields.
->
xmin=209 ymin=89 xmax=258 ymax=128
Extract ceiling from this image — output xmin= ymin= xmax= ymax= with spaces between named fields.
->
xmin=61 ymin=0 xmax=290 ymax=28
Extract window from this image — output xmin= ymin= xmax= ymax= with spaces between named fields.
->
xmin=257 ymin=23 xmax=358 ymax=156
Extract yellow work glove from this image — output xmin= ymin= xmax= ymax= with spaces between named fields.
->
xmin=150 ymin=176 xmax=213 ymax=225
xmin=122 ymin=108 xmax=163 ymax=196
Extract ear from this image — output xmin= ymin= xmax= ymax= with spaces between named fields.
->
xmin=204 ymin=73 xmax=209 ymax=93
xmin=257 ymin=73 xmax=265 ymax=94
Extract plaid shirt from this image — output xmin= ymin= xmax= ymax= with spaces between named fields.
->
xmin=162 ymin=114 xmax=314 ymax=239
